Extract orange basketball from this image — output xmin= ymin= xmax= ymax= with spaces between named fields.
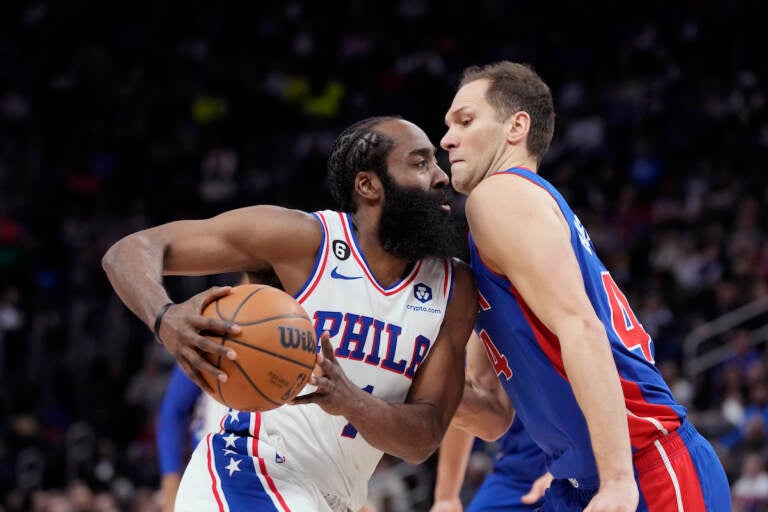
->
xmin=200 ymin=284 xmax=317 ymax=411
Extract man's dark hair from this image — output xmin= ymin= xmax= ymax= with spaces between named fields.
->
xmin=327 ymin=116 xmax=401 ymax=212
xmin=460 ymin=61 xmax=555 ymax=162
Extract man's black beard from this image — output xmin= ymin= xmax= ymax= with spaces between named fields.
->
xmin=378 ymin=177 xmax=466 ymax=261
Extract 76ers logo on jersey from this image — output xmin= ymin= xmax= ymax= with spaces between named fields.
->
xmin=414 ymin=283 xmax=433 ymax=303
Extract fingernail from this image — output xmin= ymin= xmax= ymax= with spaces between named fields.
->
xmin=230 ymin=324 xmax=241 ymax=334
xmin=227 ymin=350 xmax=237 ymax=360
xmin=218 ymin=373 xmax=228 ymax=382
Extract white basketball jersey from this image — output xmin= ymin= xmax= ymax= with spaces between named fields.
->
xmin=190 ymin=392 xmax=229 ymax=445
xmin=221 ymin=210 xmax=455 ymax=511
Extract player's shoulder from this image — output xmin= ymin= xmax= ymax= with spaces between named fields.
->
xmin=236 ymin=204 xmax=321 ymax=223
xmin=469 ymin=172 xmax=550 ymax=208
xmin=255 ymin=205 xmax=326 ymax=239
xmin=215 ymin=204 xmax=320 ymax=231
xmin=423 ymin=256 xmax=472 ymax=279
xmin=445 ymin=257 xmax=477 ymax=307
xmin=449 ymin=256 xmax=472 ymax=276
xmin=218 ymin=206 xmax=324 ymax=263
xmin=466 ymin=174 xmax=557 ymax=231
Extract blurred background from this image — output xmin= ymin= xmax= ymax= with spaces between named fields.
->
xmin=1 ymin=0 xmax=767 ymax=510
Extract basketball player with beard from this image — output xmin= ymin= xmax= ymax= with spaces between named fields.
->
xmin=102 ymin=116 xmax=477 ymax=512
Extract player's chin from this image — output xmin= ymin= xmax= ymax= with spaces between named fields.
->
xmin=450 ymin=172 xmax=471 ymax=195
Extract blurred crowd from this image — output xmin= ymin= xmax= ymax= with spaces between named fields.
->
xmin=1 ymin=0 xmax=767 ymax=510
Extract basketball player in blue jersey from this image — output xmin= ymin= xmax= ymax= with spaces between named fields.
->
xmin=103 ymin=116 xmax=477 ymax=511
xmin=431 ymin=418 xmax=551 ymax=512
xmin=431 ymin=332 xmax=550 ymax=512
xmin=440 ymin=61 xmax=731 ymax=511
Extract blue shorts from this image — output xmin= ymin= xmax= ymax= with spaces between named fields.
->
xmin=467 ymin=472 xmax=542 ymax=512
xmin=541 ymin=421 xmax=731 ymax=511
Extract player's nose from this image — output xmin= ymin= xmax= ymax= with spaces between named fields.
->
xmin=431 ymin=163 xmax=449 ymax=187
xmin=440 ymin=128 xmax=457 ymax=151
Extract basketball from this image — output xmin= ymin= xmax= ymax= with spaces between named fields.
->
xmin=200 ymin=284 xmax=317 ymax=411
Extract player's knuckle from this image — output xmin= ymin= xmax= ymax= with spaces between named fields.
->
xmin=183 ymin=347 xmax=202 ymax=364
xmin=180 ymin=332 xmax=195 ymax=346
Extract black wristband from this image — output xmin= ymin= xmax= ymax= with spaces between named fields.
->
xmin=153 ymin=302 xmax=175 ymax=345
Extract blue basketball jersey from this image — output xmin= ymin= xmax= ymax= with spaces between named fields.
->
xmin=465 ymin=418 xmax=547 ymax=512
xmin=469 ymin=168 xmax=686 ymax=480
xmin=492 ymin=416 xmax=548 ymax=481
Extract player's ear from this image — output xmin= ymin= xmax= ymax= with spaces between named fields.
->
xmin=354 ymin=171 xmax=383 ymax=203
xmin=505 ymin=110 xmax=530 ymax=146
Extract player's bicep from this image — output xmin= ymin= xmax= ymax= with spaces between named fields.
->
xmin=405 ymin=264 xmax=476 ymax=426
xmin=153 ymin=218 xmax=252 ymax=275
xmin=152 ymin=206 xmax=321 ymax=276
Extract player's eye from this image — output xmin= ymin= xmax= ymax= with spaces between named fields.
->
xmin=461 ymin=118 xmax=472 ymax=127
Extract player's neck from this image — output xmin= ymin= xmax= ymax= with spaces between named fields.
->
xmin=491 ymin=148 xmax=538 ymax=176
xmin=349 ymin=210 xmax=414 ymax=287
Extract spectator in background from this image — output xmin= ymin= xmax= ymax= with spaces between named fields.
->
xmin=658 ymin=360 xmax=693 ymax=409
xmin=719 ymin=365 xmax=747 ymax=429
xmin=366 ymin=455 xmax=412 ymax=512
xmin=719 ymin=382 xmax=768 ymax=479
xmin=733 ymin=453 xmax=768 ymax=512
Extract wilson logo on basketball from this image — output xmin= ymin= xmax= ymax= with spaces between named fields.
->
xmin=277 ymin=326 xmax=316 ymax=354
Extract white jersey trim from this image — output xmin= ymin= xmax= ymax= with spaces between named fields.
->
xmin=296 ymin=212 xmax=331 ymax=304
xmin=248 ymin=413 xmax=292 ymax=512
xmin=204 ymin=433 xmax=231 ymax=512
xmin=443 ymin=259 xmax=455 ymax=305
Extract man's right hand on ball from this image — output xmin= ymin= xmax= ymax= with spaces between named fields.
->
xmin=156 ymin=286 xmax=241 ymax=392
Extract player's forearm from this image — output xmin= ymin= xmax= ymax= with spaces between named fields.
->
xmin=451 ymin=379 xmax=513 ymax=441
xmin=560 ymin=322 xmax=634 ymax=482
xmin=344 ymin=397 xmax=445 ymax=464
xmin=102 ymin=232 xmax=173 ymax=328
xmin=433 ymin=425 xmax=475 ymax=500
xmin=160 ymin=473 xmax=181 ymax=512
